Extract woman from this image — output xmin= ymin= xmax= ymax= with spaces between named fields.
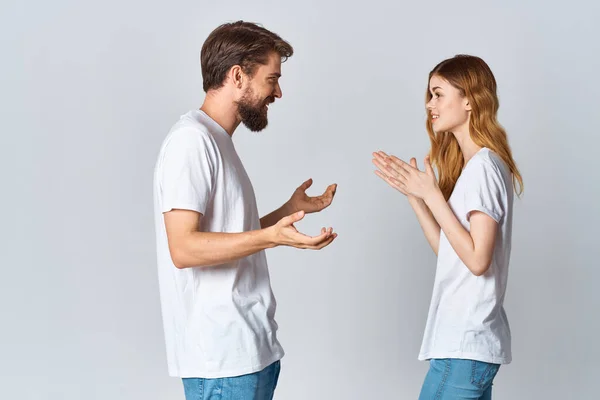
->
xmin=372 ymin=54 xmax=523 ymax=399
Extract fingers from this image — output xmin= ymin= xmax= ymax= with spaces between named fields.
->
xmin=373 ymin=152 xmax=392 ymax=164
xmin=374 ymin=170 xmax=409 ymax=195
xmin=302 ymin=183 xmax=337 ymax=213
xmin=410 ymin=157 xmax=418 ymax=168
xmin=375 ymin=170 xmax=408 ymax=195
xmin=374 ymin=151 xmax=415 ymax=171
xmin=387 ymin=158 xmax=411 ymax=179
xmin=372 ymin=157 xmax=396 ymax=177
xmin=389 ymin=155 xmax=414 ymax=174
xmin=373 ymin=152 xmax=412 ymax=179
xmin=327 ymin=183 xmax=337 ymax=197
xmin=292 ymin=229 xmax=338 ymax=250
xmin=372 ymin=157 xmax=409 ymax=186
xmin=424 ymin=155 xmax=434 ymax=176
xmin=298 ymin=178 xmax=313 ymax=191
xmin=280 ymin=210 xmax=305 ymax=226
xmin=319 ymin=184 xmax=337 ymax=204
xmin=286 ymin=226 xmax=336 ymax=249
xmin=308 ymin=233 xmax=337 ymax=250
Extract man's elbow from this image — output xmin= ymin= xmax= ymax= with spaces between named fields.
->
xmin=170 ymin=248 xmax=209 ymax=269
xmin=171 ymin=252 xmax=189 ymax=269
xmin=168 ymin=244 xmax=192 ymax=269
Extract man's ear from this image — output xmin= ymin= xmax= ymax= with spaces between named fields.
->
xmin=230 ymin=65 xmax=244 ymax=89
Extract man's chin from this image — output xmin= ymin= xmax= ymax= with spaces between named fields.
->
xmin=238 ymin=102 xmax=269 ymax=132
xmin=242 ymin=119 xmax=268 ymax=132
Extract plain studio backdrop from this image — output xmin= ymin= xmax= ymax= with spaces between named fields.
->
xmin=2 ymin=0 xmax=599 ymax=399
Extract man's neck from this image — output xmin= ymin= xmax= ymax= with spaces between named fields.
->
xmin=200 ymin=92 xmax=241 ymax=136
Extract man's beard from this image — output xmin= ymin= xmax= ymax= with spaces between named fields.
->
xmin=237 ymin=88 xmax=274 ymax=132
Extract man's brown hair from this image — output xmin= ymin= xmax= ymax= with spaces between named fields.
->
xmin=201 ymin=21 xmax=294 ymax=92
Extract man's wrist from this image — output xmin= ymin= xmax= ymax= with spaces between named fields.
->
xmin=282 ymin=201 xmax=296 ymax=215
xmin=260 ymin=226 xmax=278 ymax=249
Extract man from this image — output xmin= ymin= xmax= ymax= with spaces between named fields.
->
xmin=153 ymin=21 xmax=337 ymax=400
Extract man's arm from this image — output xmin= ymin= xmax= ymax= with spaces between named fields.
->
xmin=165 ymin=209 xmax=336 ymax=269
xmin=260 ymin=178 xmax=337 ymax=229
xmin=260 ymin=202 xmax=295 ymax=229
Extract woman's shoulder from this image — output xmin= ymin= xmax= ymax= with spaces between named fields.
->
xmin=470 ymin=148 xmax=509 ymax=175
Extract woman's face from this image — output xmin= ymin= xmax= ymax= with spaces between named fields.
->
xmin=426 ymin=75 xmax=471 ymax=134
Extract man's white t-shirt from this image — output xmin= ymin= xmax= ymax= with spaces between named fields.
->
xmin=418 ymin=147 xmax=513 ymax=365
xmin=153 ymin=109 xmax=284 ymax=378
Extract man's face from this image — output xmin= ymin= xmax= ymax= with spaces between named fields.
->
xmin=236 ymin=52 xmax=283 ymax=132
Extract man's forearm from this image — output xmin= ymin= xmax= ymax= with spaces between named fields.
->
xmin=172 ymin=229 xmax=275 ymax=269
xmin=260 ymin=202 xmax=294 ymax=229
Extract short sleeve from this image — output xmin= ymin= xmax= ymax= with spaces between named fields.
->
xmin=159 ymin=130 xmax=215 ymax=215
xmin=464 ymin=159 xmax=507 ymax=223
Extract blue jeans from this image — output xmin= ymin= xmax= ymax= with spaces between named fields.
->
xmin=418 ymin=358 xmax=500 ymax=400
xmin=182 ymin=361 xmax=281 ymax=400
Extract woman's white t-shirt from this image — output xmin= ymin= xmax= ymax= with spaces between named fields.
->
xmin=418 ymin=147 xmax=514 ymax=365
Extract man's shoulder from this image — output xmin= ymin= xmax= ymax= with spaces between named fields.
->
xmin=171 ymin=111 xmax=213 ymax=139
xmin=162 ymin=115 xmax=216 ymax=154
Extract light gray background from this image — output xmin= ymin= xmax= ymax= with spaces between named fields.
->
xmin=2 ymin=0 xmax=599 ymax=399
